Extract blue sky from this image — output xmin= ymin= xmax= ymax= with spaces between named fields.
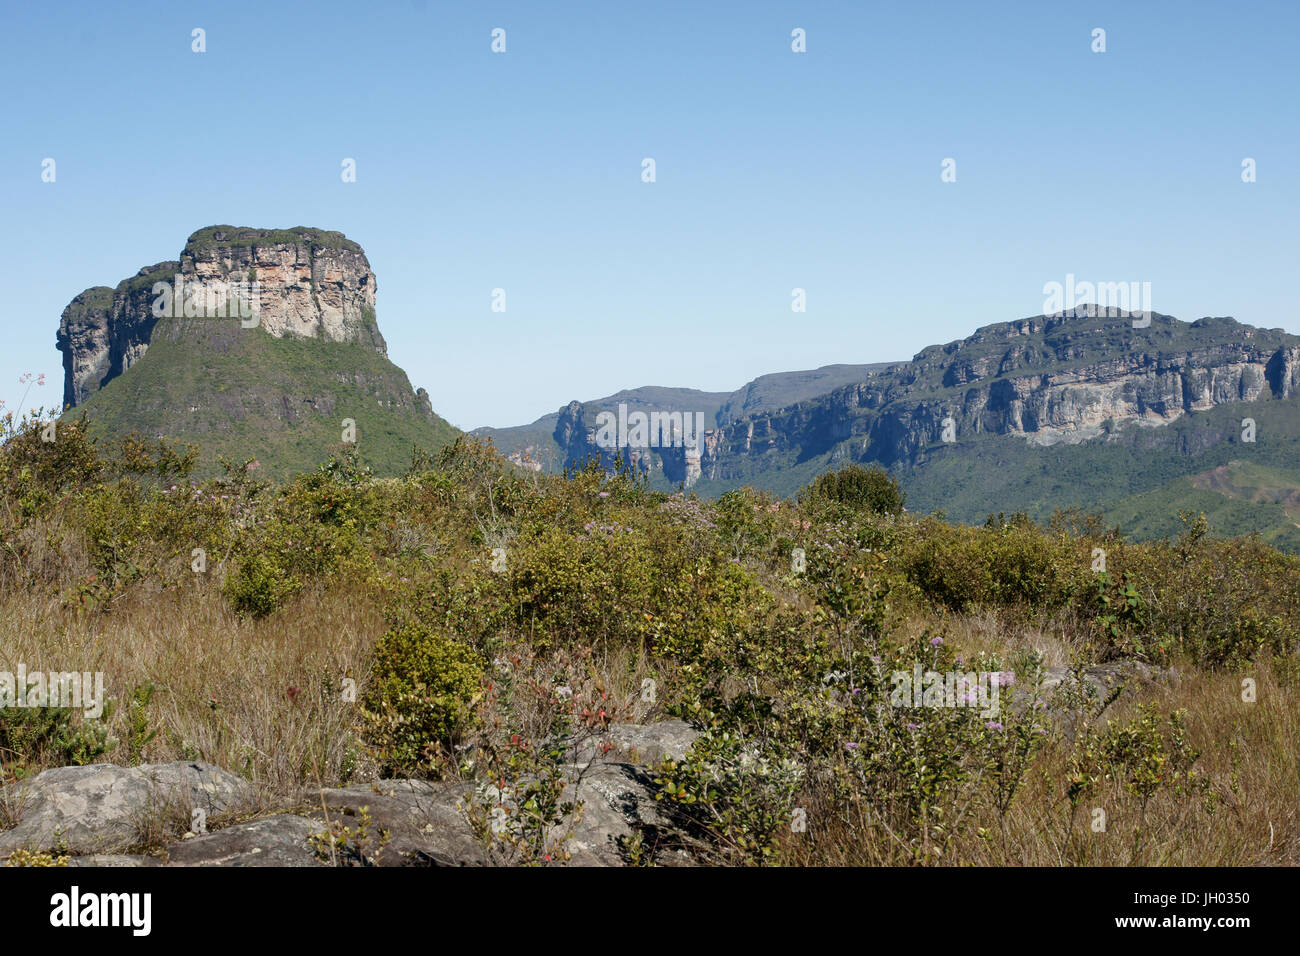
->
xmin=2 ymin=0 xmax=1296 ymax=428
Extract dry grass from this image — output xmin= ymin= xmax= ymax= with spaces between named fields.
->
xmin=2 ymin=575 xmax=1294 ymax=866
xmin=780 ymin=643 xmax=1298 ymax=866
xmin=0 ymin=580 xmax=386 ymax=803
xmin=942 ymin=608 xmax=1081 ymax=668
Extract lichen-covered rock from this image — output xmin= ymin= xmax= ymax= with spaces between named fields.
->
xmin=164 ymin=815 xmax=326 ymax=867
xmin=563 ymin=762 xmax=693 ymax=866
xmin=569 ymin=720 xmax=700 ymax=768
xmin=67 ymin=854 xmax=160 ymax=867
xmin=0 ymin=724 xmax=703 ymax=867
xmin=1036 ymin=660 xmax=1180 ymax=702
xmin=0 ymin=761 xmax=253 ymax=858
xmin=313 ymin=780 xmax=487 ymax=867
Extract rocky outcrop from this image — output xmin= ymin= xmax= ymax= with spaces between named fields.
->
xmin=165 ymin=815 xmax=326 ymax=867
xmin=0 ymin=722 xmax=701 ymax=867
xmin=553 ymin=401 xmax=708 ymax=487
xmin=56 ymin=287 xmax=113 ymax=409
xmin=57 ymin=226 xmax=387 ymax=410
xmin=56 ymin=266 xmax=179 ymax=410
xmin=51 ymin=227 xmax=458 ymax=478
xmin=692 ymin=311 xmax=1300 ymax=482
xmin=180 ymin=226 xmax=385 ymax=351
xmin=0 ymin=762 xmax=254 ymax=857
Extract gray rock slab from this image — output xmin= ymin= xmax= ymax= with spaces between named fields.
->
xmin=0 ymin=761 xmax=251 ymax=857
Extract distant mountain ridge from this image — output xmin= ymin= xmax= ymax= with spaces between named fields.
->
xmin=480 ymin=307 xmax=1300 ymax=548
xmin=53 ymin=243 xmax=1300 ymax=547
xmin=473 ymin=363 xmax=891 ymax=474
xmin=690 ymin=308 xmax=1300 ymax=486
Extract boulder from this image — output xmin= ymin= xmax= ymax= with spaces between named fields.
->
xmin=0 ymin=723 xmax=700 ymax=866
xmin=165 ymin=815 xmax=325 ymax=867
xmin=563 ymin=761 xmax=692 ymax=866
xmin=1035 ymin=660 xmax=1179 ymax=704
xmin=67 ymin=854 xmax=159 ymax=867
xmin=0 ymin=761 xmax=253 ymax=858
xmin=569 ymin=720 xmax=700 ymax=768
xmin=313 ymin=780 xmax=486 ymax=867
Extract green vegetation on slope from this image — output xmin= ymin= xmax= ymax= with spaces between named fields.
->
xmin=183 ymin=225 xmax=361 ymax=255
xmin=681 ymin=392 xmax=1300 ymax=551
xmin=62 ymin=318 xmax=457 ymax=479
xmin=894 ymin=397 xmax=1300 ymax=546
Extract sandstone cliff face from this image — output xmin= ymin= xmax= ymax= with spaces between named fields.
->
xmin=554 ymin=401 xmax=704 ymax=486
xmin=544 ymin=311 xmax=1300 ymax=489
xmin=56 ymin=286 xmax=113 ymax=409
xmin=691 ymin=311 xmax=1300 ymax=483
xmin=58 ymin=226 xmax=386 ymax=409
xmin=180 ymin=226 xmax=385 ymax=350
xmin=56 ymin=262 xmax=173 ymax=409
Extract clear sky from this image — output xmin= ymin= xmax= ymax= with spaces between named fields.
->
xmin=2 ymin=0 xmax=1296 ymax=428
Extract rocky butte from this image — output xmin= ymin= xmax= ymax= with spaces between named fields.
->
xmin=55 ymin=226 xmax=456 ymax=477
xmin=58 ymin=226 xmax=388 ymax=409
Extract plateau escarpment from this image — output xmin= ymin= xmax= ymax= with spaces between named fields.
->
xmin=494 ymin=307 xmax=1300 ymax=547
xmin=516 ymin=310 xmax=1300 ymax=496
xmin=477 ymin=365 xmax=892 ymax=484
xmin=691 ymin=310 xmax=1300 ymax=485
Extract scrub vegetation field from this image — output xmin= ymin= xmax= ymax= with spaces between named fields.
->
xmin=1 ymin=411 xmax=1296 ymax=866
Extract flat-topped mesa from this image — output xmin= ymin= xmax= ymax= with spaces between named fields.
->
xmin=58 ymin=226 xmax=387 ymax=409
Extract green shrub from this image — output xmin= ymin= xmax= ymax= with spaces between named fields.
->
xmin=1105 ymin=535 xmax=1300 ymax=669
xmin=660 ymin=620 xmax=1044 ymax=865
xmin=222 ymin=471 xmax=382 ymax=618
xmin=799 ymin=463 xmax=906 ymax=516
xmin=225 ymin=552 xmax=300 ymax=618
xmin=714 ymin=488 xmax=790 ymax=566
xmin=124 ymin=682 xmax=158 ymax=765
xmin=654 ymin=723 xmax=804 ymax=865
xmin=5 ymin=849 xmax=69 ymax=867
xmin=362 ymin=623 xmax=483 ymax=776
xmin=1066 ymin=705 xmax=1208 ymax=857
xmin=898 ymin=520 xmax=1084 ymax=612
xmin=0 ymin=704 xmax=117 ymax=775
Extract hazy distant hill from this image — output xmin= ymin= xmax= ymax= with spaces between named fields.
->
xmin=473 ymin=364 xmax=891 ymax=472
